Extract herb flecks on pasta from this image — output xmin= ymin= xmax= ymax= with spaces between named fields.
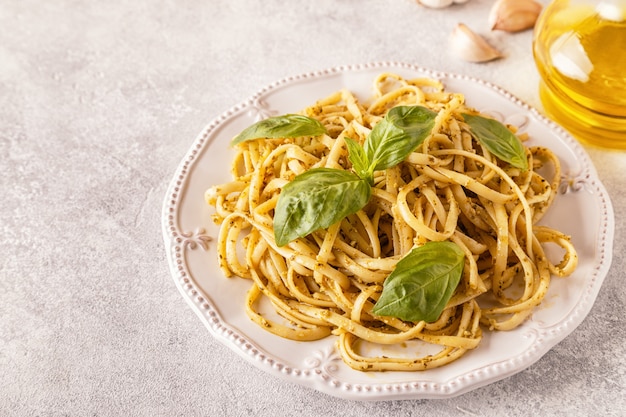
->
xmin=205 ymin=73 xmax=578 ymax=372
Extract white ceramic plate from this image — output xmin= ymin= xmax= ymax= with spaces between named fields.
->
xmin=162 ymin=62 xmax=614 ymax=400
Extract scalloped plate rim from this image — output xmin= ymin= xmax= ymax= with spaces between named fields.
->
xmin=161 ymin=61 xmax=614 ymax=400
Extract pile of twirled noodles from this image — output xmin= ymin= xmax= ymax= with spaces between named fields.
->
xmin=205 ymin=73 xmax=578 ymax=371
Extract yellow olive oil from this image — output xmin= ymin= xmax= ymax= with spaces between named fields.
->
xmin=533 ymin=1 xmax=626 ymax=148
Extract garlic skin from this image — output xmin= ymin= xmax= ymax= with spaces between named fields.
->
xmin=449 ymin=23 xmax=503 ymax=63
xmin=419 ymin=0 xmax=470 ymax=9
xmin=489 ymin=0 xmax=543 ymax=32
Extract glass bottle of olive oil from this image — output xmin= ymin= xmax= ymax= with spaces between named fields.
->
xmin=533 ymin=0 xmax=626 ymax=148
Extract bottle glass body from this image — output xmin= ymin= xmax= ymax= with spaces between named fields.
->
xmin=533 ymin=0 xmax=626 ymax=148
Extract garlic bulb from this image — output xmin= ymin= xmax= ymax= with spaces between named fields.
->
xmin=449 ymin=23 xmax=503 ymax=63
xmin=489 ymin=0 xmax=543 ymax=32
xmin=419 ymin=0 xmax=470 ymax=8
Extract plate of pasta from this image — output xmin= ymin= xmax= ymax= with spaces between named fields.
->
xmin=162 ymin=62 xmax=614 ymax=400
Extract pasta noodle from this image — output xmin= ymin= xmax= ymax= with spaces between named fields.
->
xmin=205 ymin=73 xmax=578 ymax=371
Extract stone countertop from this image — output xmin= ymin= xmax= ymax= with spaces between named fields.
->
xmin=1 ymin=0 xmax=624 ymax=416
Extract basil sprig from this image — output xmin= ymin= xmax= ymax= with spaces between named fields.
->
xmin=462 ymin=113 xmax=528 ymax=171
xmin=344 ymin=137 xmax=371 ymax=183
xmin=273 ymin=169 xmax=371 ymax=246
xmin=366 ymin=106 xmax=437 ymax=174
xmin=371 ymin=241 xmax=465 ymax=323
xmin=231 ymin=114 xmax=327 ymax=146
xmin=273 ymin=106 xmax=437 ymax=246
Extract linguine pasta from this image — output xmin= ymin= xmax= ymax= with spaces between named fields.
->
xmin=205 ymin=73 xmax=578 ymax=372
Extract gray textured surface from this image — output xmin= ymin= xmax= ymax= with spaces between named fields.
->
xmin=1 ymin=0 xmax=625 ymax=416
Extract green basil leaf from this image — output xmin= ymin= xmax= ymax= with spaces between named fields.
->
xmin=344 ymin=137 xmax=372 ymax=184
xmin=365 ymin=106 xmax=437 ymax=172
xmin=372 ymin=241 xmax=465 ymax=323
xmin=462 ymin=113 xmax=529 ymax=171
xmin=231 ymin=114 xmax=327 ymax=146
xmin=273 ymin=168 xmax=371 ymax=246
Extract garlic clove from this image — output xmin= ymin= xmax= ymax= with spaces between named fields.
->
xmin=449 ymin=23 xmax=503 ymax=63
xmin=419 ymin=0 xmax=455 ymax=8
xmin=489 ymin=0 xmax=543 ymax=33
xmin=419 ymin=0 xmax=471 ymax=8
